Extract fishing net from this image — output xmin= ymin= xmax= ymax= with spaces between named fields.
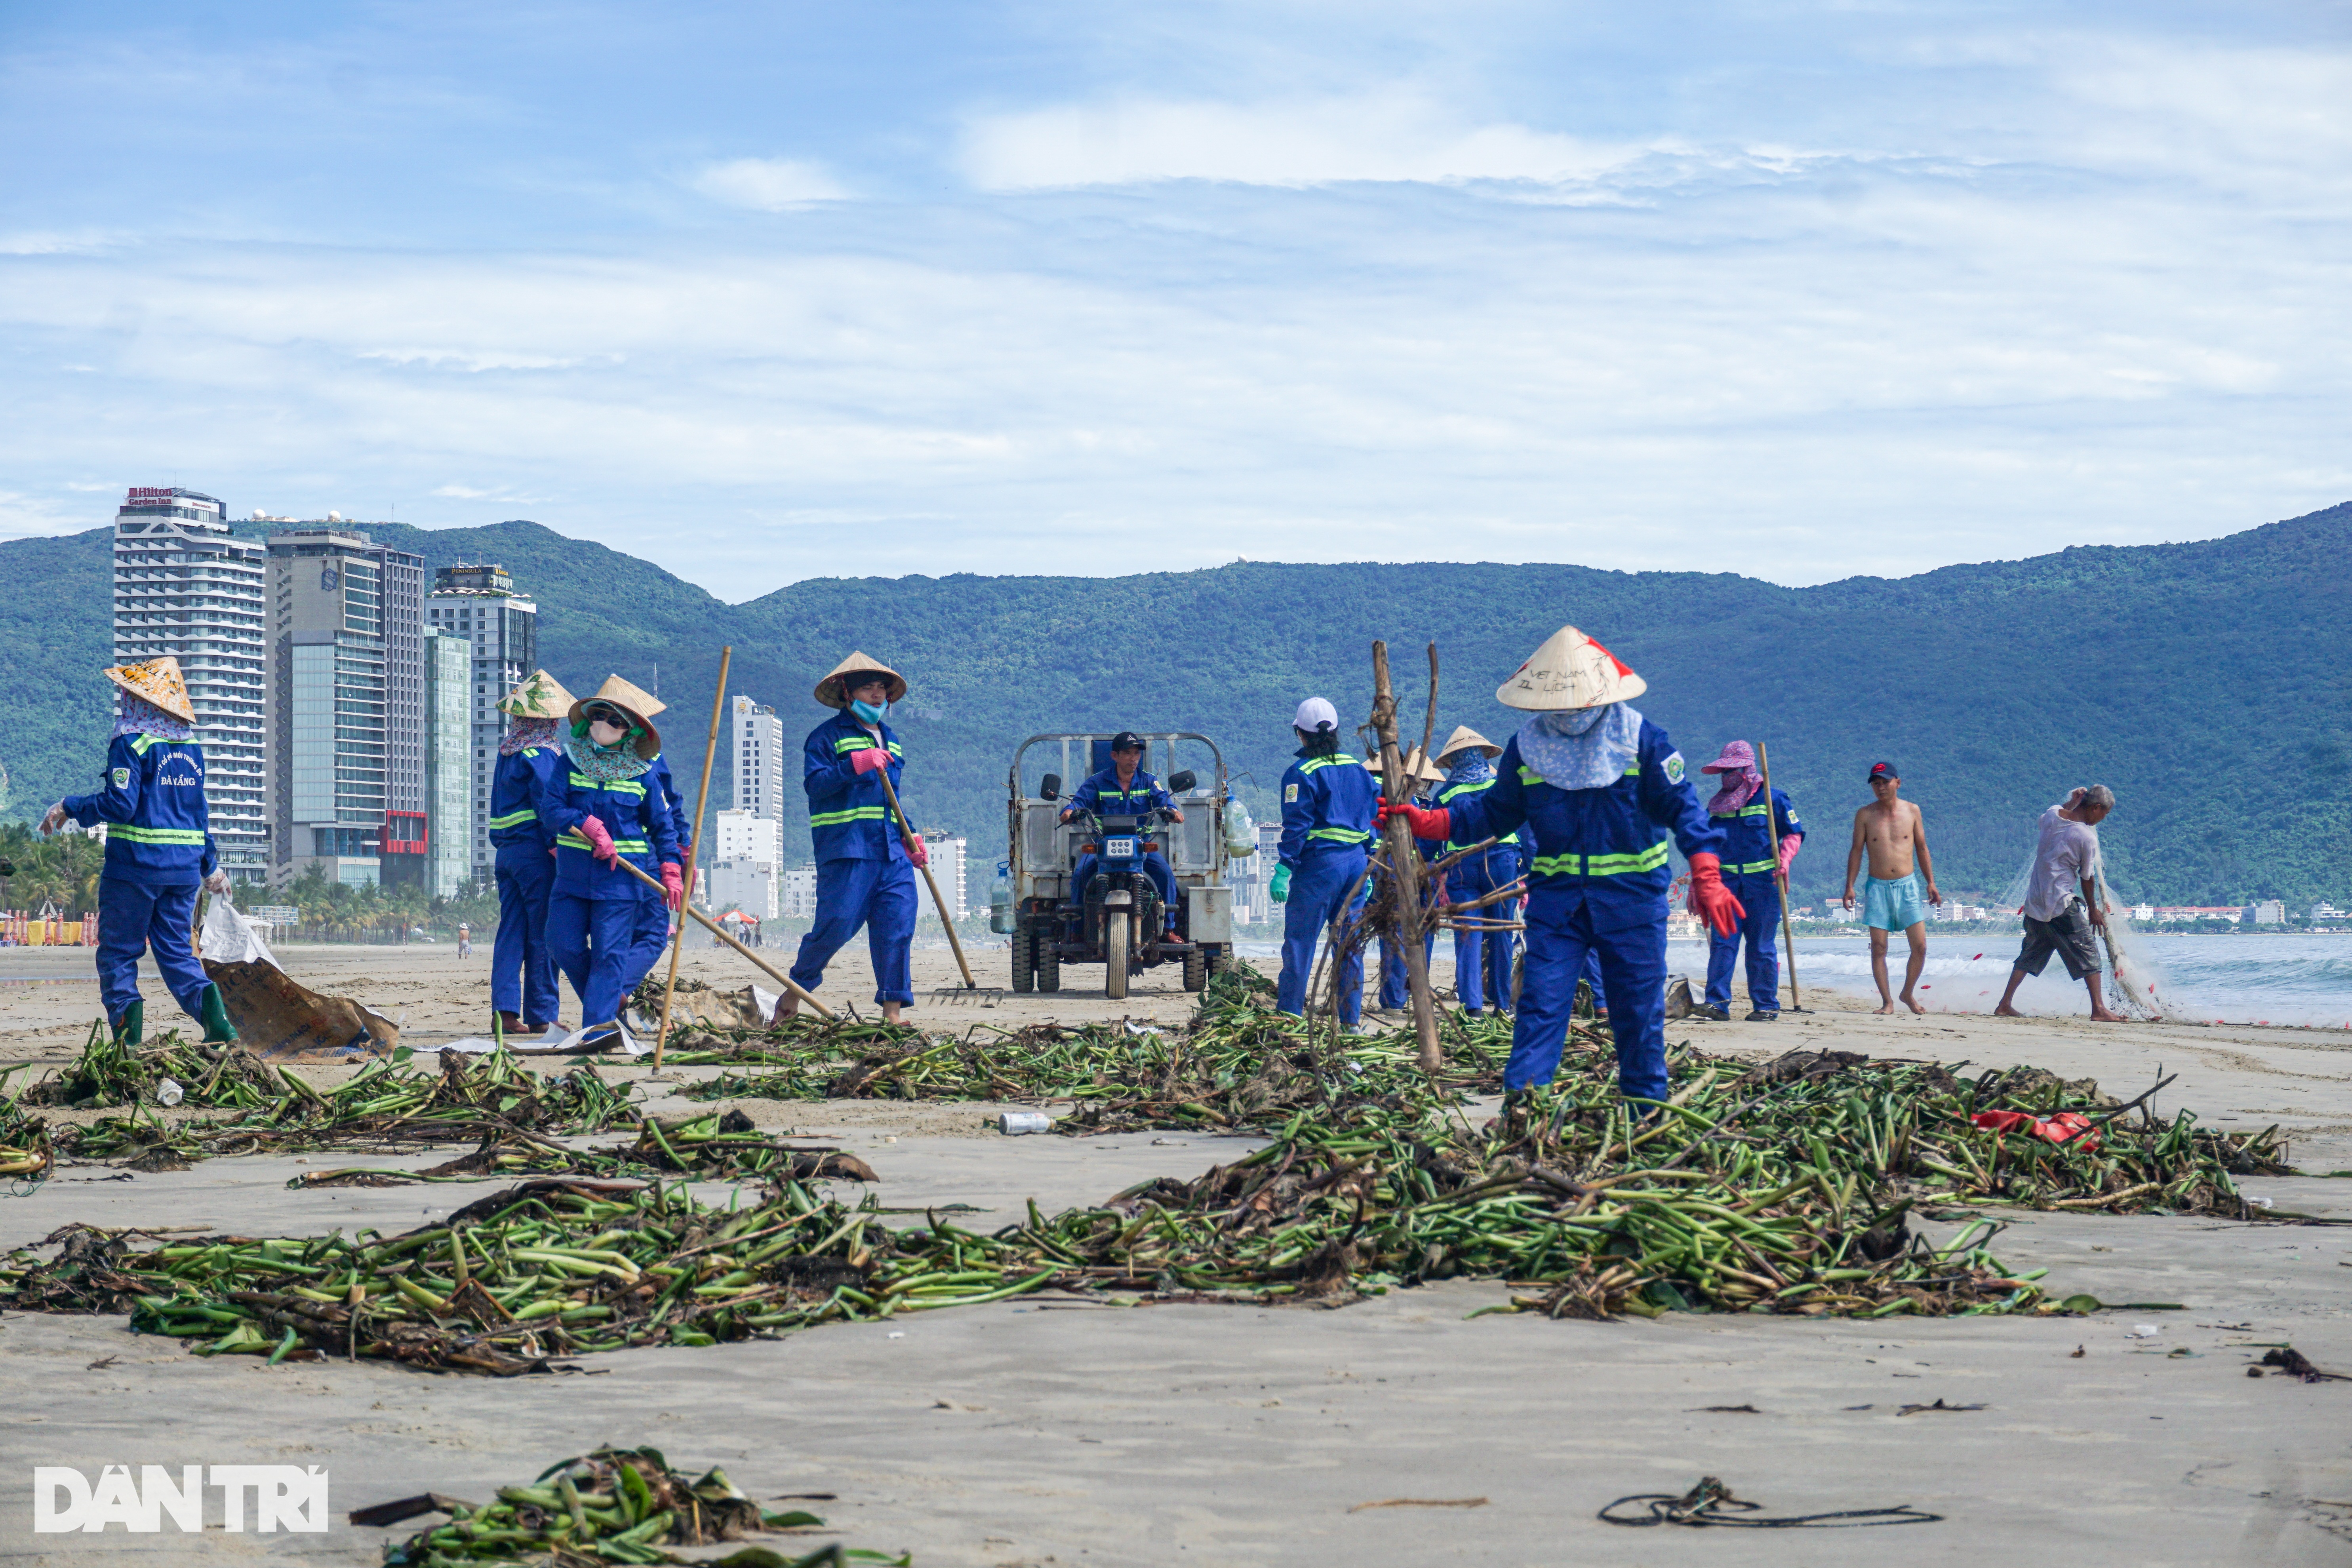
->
xmin=1996 ymin=813 xmax=2165 ymax=1021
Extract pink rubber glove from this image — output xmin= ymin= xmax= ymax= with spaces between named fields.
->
xmin=1685 ymin=852 xmax=1747 ymax=938
xmin=578 ymin=814 xmax=617 ymax=865
xmin=1777 ymin=834 xmax=1801 ymax=874
xmin=850 ymin=748 xmax=891 ymax=776
xmin=660 ymin=862 xmax=684 ymax=910
xmin=905 ymin=835 xmax=929 ymax=868
xmin=1376 ymin=801 xmax=1451 ymax=839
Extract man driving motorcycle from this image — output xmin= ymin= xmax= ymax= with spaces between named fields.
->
xmin=1062 ymin=731 xmax=1186 ymax=937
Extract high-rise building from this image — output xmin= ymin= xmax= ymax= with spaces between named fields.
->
xmin=423 ymin=627 xmax=472 ymax=900
xmin=729 ymin=696 xmax=785 ymax=821
xmin=425 ymin=564 xmax=539 ymax=883
xmin=707 ymin=808 xmax=782 ymax=920
xmin=265 ymin=526 xmax=425 ymax=886
xmin=111 ymin=488 xmax=269 ymax=881
xmin=921 ymin=834 xmax=968 ymax=921
xmin=781 ymin=863 xmax=818 ymax=919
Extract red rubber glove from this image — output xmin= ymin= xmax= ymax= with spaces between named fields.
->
xmin=1777 ymin=833 xmax=1801 ymax=874
xmin=905 ymin=835 xmax=929 ymax=868
xmin=850 ymin=748 xmax=891 ymax=776
xmin=660 ymin=862 xmax=684 ymax=911
xmin=578 ymin=814 xmax=617 ymax=865
xmin=1685 ymin=851 xmax=1746 ymax=937
xmin=1377 ymin=800 xmax=1451 ymax=839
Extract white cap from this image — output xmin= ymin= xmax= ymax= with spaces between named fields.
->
xmin=1293 ymin=696 xmax=1339 ymax=733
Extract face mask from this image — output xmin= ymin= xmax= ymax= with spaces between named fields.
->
xmin=588 ymin=719 xmax=627 ymax=747
xmin=851 ymin=698 xmax=888 ymax=724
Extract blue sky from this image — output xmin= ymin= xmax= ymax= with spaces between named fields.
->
xmin=2 ymin=1 xmax=2346 ymax=597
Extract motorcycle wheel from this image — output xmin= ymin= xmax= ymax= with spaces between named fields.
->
xmin=1105 ymin=914 xmax=1130 ymax=1000
xmin=1010 ymin=922 xmax=1034 ymax=994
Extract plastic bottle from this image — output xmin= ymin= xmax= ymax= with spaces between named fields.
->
xmin=988 ymin=860 xmax=1012 ymax=934
xmin=1222 ymin=794 xmax=1257 ymax=856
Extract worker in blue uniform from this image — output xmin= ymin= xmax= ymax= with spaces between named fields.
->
xmin=1381 ymin=626 xmax=1743 ymax=1109
xmin=1063 ymin=731 xmax=1184 ymax=936
xmin=1269 ymin=697 xmax=1379 ymax=1026
xmin=613 ymin=749 xmax=697 ymax=1003
xmin=1432 ymin=725 xmax=1525 ymax=1017
xmin=538 ymin=676 xmax=682 ymax=1044
xmin=42 ymin=656 xmax=237 ymax=1046
xmin=775 ymin=652 xmax=924 ymax=1025
xmin=1696 ymin=739 xmax=1804 ymax=1022
xmin=486 ymin=670 xmax=574 ymax=1039
xmin=1371 ymin=747 xmax=1445 ymax=1010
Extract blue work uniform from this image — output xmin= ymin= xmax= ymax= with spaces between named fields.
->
xmin=538 ymin=752 xmax=681 ymax=1037
xmin=1444 ymin=720 xmax=1725 ymax=1103
xmin=616 ymin=753 xmax=697 ymax=1000
xmin=1704 ymin=786 xmax=1804 ymax=1015
xmin=791 ymin=711 xmax=917 ymax=1008
xmin=487 ymin=741 xmax=566 ymax=1028
xmin=62 ymin=733 xmax=218 ymax=1026
xmin=1438 ymin=777 xmax=1524 ymax=1014
xmin=1274 ymin=747 xmax=1380 ymax=1024
xmin=1067 ymin=766 xmax=1179 ymax=926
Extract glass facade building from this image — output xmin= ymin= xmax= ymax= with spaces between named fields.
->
xmin=110 ymin=488 xmax=269 ymax=881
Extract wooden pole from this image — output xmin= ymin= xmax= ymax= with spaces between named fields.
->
xmin=872 ymin=763 xmax=978 ymax=989
xmin=1755 ymin=740 xmax=1806 ymax=1013
xmin=653 ymin=647 xmax=731 ymax=1067
xmin=614 ymin=855 xmax=834 ymax=1019
xmin=1370 ymin=640 xmax=1444 ymax=1071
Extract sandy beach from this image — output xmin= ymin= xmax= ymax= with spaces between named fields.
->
xmin=2 ymin=940 xmax=2348 ymax=1564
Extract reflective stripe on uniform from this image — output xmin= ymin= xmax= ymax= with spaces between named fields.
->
xmin=1438 ymin=778 xmax=1520 ymax=851
xmin=568 ymin=774 xmax=646 ymax=796
xmin=1526 ymin=840 xmax=1671 ymax=879
xmin=557 ymin=834 xmax=651 ymax=853
xmin=1308 ymin=826 xmax=1371 ymax=845
xmin=831 ymin=736 xmax=904 ymax=757
xmin=809 ymin=805 xmax=889 ymax=828
xmin=129 ymin=734 xmax=160 ymax=755
xmin=488 ymin=808 xmax=537 ymax=829
xmin=109 ymin=824 xmax=207 ymax=845
xmin=1297 ymin=755 xmax=1365 ymax=774
xmin=1731 ymin=858 xmax=1779 ymax=874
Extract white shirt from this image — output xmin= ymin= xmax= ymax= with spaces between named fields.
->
xmin=2023 ymin=805 xmax=2100 ymax=922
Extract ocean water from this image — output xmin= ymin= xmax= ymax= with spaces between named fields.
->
xmin=1238 ymin=928 xmax=2352 ymax=1030
xmin=1668 ymin=933 xmax=2352 ymax=1030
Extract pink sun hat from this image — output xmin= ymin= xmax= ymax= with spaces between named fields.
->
xmin=1700 ymin=740 xmax=1756 ymax=775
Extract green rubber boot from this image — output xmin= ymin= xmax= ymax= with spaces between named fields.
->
xmin=110 ymin=999 xmax=144 ymax=1049
xmin=197 ymin=983 xmax=238 ymax=1045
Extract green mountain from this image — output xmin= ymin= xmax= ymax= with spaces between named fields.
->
xmin=8 ymin=503 xmax=2345 ymax=910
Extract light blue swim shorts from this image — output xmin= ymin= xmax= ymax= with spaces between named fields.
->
xmin=1863 ymin=872 xmax=1927 ymax=931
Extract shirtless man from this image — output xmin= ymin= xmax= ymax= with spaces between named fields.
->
xmin=1841 ymin=762 xmax=1941 ymax=1014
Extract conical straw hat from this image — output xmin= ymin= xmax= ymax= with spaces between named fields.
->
xmin=1434 ymin=725 xmax=1501 ymax=763
xmin=568 ymin=675 xmax=664 ymax=759
xmin=497 ymin=669 xmax=576 ymax=719
xmin=1496 ymin=625 xmax=1647 ymax=711
xmin=1366 ymin=745 xmax=1445 ymax=782
xmin=814 ymin=651 xmax=908 ymax=709
xmin=103 ymin=655 xmax=196 ymax=724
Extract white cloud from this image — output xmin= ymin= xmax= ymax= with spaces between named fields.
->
xmin=689 ymin=156 xmax=851 ymax=210
xmin=962 ymin=89 xmax=1636 ymax=189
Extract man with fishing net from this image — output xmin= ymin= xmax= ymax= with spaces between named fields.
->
xmin=1996 ymin=786 xmax=2125 ymax=1022
xmin=40 ymin=655 xmax=238 ymax=1047
xmin=1377 ymin=627 xmax=1743 ymax=1113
